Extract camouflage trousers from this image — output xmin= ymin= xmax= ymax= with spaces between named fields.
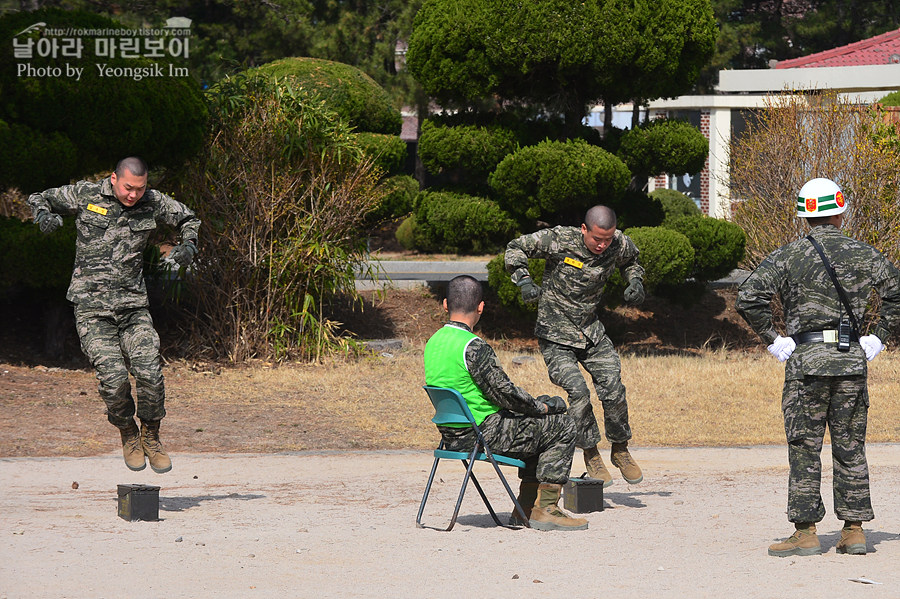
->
xmin=782 ymin=375 xmax=873 ymax=523
xmin=438 ymin=411 xmax=577 ymax=485
xmin=539 ymin=336 xmax=631 ymax=449
xmin=74 ymin=305 xmax=165 ymax=429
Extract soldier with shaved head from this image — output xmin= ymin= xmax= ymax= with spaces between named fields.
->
xmin=27 ymin=157 xmax=200 ymax=474
xmin=505 ymin=205 xmax=646 ymax=488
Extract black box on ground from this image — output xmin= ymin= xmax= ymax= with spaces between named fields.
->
xmin=117 ymin=484 xmax=160 ymax=521
xmin=563 ymin=476 xmax=604 ymax=513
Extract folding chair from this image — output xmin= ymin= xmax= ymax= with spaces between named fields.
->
xmin=416 ymin=386 xmax=531 ymax=531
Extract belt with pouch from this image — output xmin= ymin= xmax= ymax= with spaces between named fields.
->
xmin=791 ymin=330 xmax=859 ymax=344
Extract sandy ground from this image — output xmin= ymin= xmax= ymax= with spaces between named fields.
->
xmin=3 ymin=445 xmax=900 ymax=599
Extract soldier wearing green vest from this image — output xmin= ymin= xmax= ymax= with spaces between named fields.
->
xmin=736 ymin=177 xmax=900 ymax=557
xmin=424 ymin=275 xmax=587 ymax=531
xmin=27 ymin=157 xmax=200 ymax=474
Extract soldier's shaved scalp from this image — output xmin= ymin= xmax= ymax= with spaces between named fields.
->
xmin=115 ymin=156 xmax=148 ymax=178
xmin=584 ymin=205 xmax=616 ymax=230
xmin=446 ymin=275 xmax=483 ymax=314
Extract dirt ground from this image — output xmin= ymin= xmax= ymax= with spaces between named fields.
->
xmin=0 ymin=286 xmax=759 ymax=457
xmin=5 ymin=287 xmax=900 ymax=598
xmin=3 ymin=447 xmax=900 ymax=599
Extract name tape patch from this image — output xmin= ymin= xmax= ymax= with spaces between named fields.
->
xmin=86 ymin=204 xmax=108 ymax=216
xmin=564 ymin=257 xmax=583 ymax=269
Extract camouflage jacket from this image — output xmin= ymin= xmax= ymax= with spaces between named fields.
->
xmin=27 ymin=177 xmax=200 ymax=310
xmin=453 ymin=321 xmax=557 ymax=417
xmin=505 ymin=226 xmax=644 ymax=348
xmin=735 ymin=224 xmax=900 ymax=379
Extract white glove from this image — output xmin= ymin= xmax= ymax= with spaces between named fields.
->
xmin=767 ymin=335 xmax=796 ymax=362
xmin=859 ymin=334 xmax=884 ymax=361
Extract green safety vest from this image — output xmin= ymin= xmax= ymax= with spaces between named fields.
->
xmin=423 ymin=324 xmax=499 ymax=427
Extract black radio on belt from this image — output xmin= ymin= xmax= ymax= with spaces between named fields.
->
xmin=838 ymin=317 xmax=852 ymax=352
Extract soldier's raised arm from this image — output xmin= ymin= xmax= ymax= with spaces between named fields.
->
xmin=151 ymin=191 xmax=201 ymax=268
xmin=26 ymin=182 xmax=87 ymax=234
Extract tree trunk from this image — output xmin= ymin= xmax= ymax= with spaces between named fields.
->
xmin=414 ymin=92 xmax=428 ymax=190
xmin=603 ymin=104 xmax=613 ymax=138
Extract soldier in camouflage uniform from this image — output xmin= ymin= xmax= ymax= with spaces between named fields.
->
xmin=27 ymin=157 xmax=200 ymax=474
xmin=505 ymin=205 xmax=645 ymax=487
xmin=424 ymin=275 xmax=587 ymax=531
xmin=736 ymin=178 xmax=900 ymax=557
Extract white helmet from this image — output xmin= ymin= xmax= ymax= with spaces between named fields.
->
xmin=796 ymin=178 xmax=846 ymax=217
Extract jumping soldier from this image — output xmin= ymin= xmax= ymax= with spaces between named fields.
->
xmin=27 ymin=157 xmax=200 ymax=474
xmin=505 ymin=205 xmax=645 ymax=487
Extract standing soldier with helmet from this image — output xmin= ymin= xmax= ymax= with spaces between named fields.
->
xmin=27 ymin=157 xmax=200 ymax=474
xmin=505 ymin=205 xmax=646 ymax=487
xmin=736 ymin=178 xmax=900 ymax=557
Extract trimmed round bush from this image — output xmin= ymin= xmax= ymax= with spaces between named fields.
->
xmin=354 ymin=132 xmax=407 ymax=175
xmin=418 ymin=120 xmax=518 ymax=179
xmin=611 ymin=189 xmax=665 ymax=229
xmin=0 ymin=215 xmax=75 ymax=293
xmin=623 ymin=226 xmax=695 ymax=291
xmin=486 ymin=253 xmax=545 ymax=314
xmin=618 ymin=119 xmax=708 ymax=179
xmin=252 ymin=57 xmax=401 ymax=134
xmin=412 ymin=191 xmax=518 ymax=254
xmin=395 ymin=214 xmax=418 ymax=250
xmin=0 ymin=9 xmax=207 ymax=192
xmin=663 ymin=216 xmax=747 ymax=281
xmin=0 ymin=121 xmax=78 ymax=193
xmin=489 ymin=138 xmax=630 ymax=221
xmin=650 ymin=188 xmax=702 ymax=224
xmin=372 ymin=175 xmax=419 ymax=221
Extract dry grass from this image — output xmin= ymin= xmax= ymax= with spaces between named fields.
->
xmin=167 ymin=347 xmax=900 ymax=451
xmin=3 ymin=347 xmax=899 ymax=457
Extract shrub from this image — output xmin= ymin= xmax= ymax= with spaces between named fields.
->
xmin=0 ymin=215 xmax=74 ymax=293
xmin=879 ymin=90 xmax=900 ymax=107
xmin=418 ymin=120 xmax=518 ymax=179
xmin=0 ymin=121 xmax=78 ymax=193
xmin=412 ymin=191 xmax=518 ymax=254
xmin=395 ymin=214 xmax=418 ymax=250
xmin=663 ymin=216 xmax=746 ymax=282
xmin=0 ymin=9 xmax=207 ymax=192
xmin=730 ymin=91 xmax=900 ymax=267
xmin=353 ymin=132 xmax=407 ymax=175
xmin=489 ymin=138 xmax=631 ymax=222
xmin=371 ymin=175 xmax=419 ymax=222
xmin=486 ymin=253 xmax=545 ymax=313
xmin=252 ymin=57 xmax=401 ymax=134
xmin=618 ymin=118 xmax=708 ymax=180
xmin=623 ymin=227 xmax=695 ymax=292
xmin=650 ymin=188 xmax=702 ymax=224
xmin=170 ymin=74 xmax=385 ymax=361
xmin=610 ymin=189 xmax=665 ymax=229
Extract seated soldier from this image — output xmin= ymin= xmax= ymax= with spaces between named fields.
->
xmin=423 ymin=275 xmax=587 ymax=531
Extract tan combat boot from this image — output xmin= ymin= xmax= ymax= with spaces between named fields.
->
xmin=836 ymin=522 xmax=866 ymax=555
xmin=140 ymin=420 xmax=172 ymax=474
xmin=610 ymin=442 xmax=643 ymax=484
xmin=768 ymin=524 xmax=822 ymax=557
xmin=509 ymin=481 xmax=539 ymax=526
xmin=583 ymin=446 xmax=613 ymax=487
xmin=119 ymin=420 xmax=146 ymax=471
xmin=528 ymin=483 xmax=589 ymax=531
